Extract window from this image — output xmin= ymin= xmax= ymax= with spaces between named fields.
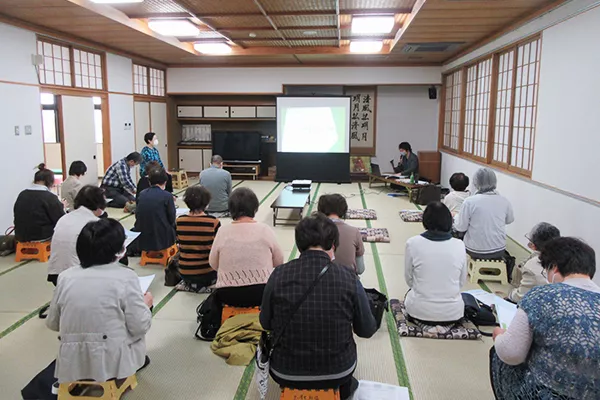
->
xmin=134 ymin=64 xmax=165 ymax=96
xmin=93 ymin=97 xmax=103 ymax=144
xmin=41 ymin=93 xmax=59 ymax=143
xmin=440 ymin=35 xmax=541 ymax=176
xmin=442 ymin=70 xmax=462 ymax=150
xmin=37 ymin=38 xmax=104 ymax=90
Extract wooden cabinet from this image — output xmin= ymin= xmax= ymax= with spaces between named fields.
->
xmin=179 ymin=149 xmax=205 ymax=173
xmin=230 ymin=106 xmax=256 ymax=118
xmin=202 ymin=149 xmax=212 ymax=168
xmin=256 ymin=106 xmax=276 ymax=118
xmin=203 ymin=106 xmax=229 ymax=118
xmin=177 ymin=106 xmax=203 ymax=118
xmin=418 ymin=151 xmax=441 ymax=183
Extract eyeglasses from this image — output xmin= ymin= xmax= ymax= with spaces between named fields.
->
xmin=541 ymin=269 xmax=547 ymax=279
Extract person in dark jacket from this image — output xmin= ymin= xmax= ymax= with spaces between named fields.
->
xmin=260 ymin=213 xmax=377 ymax=399
xmin=136 ymin=160 xmax=161 ymax=203
xmin=390 ymin=142 xmax=419 ymax=178
xmin=135 ymin=167 xmax=176 ymax=252
xmin=14 ymin=163 xmax=65 ymax=242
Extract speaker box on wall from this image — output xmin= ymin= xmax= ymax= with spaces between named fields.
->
xmin=428 ymin=86 xmax=437 ymax=100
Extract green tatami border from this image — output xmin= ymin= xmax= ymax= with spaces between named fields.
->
xmin=0 ymin=302 xmax=50 ymax=339
xmin=358 ymin=183 xmax=412 ymax=395
xmin=0 ymin=260 xmax=32 ymax=278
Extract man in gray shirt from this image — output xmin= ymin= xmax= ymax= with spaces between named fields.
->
xmin=199 ymin=155 xmax=232 ymax=213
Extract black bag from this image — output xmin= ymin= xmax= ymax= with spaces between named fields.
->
xmin=194 ymin=292 xmax=222 ymax=341
xmin=0 ymin=227 xmax=16 ymax=257
xmin=165 ymin=254 xmax=181 ymax=287
xmin=410 ymin=185 xmax=442 ymax=205
xmin=21 ymin=360 xmax=58 ymax=400
xmin=365 ymin=288 xmax=388 ymax=330
xmin=462 ymin=293 xmax=498 ymax=336
xmin=504 ymin=250 xmax=516 ymax=283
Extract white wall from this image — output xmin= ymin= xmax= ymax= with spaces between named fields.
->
xmin=532 ymin=6 xmax=600 ymax=202
xmin=167 ymin=66 xmax=442 ymax=94
xmin=109 ymin=94 xmax=136 ymax=163
xmin=441 ymin=152 xmax=600 ymax=284
xmin=106 ymin=53 xmax=133 ymax=94
xmin=375 ymin=86 xmax=439 ymax=168
xmin=0 ymin=23 xmax=44 ymax=231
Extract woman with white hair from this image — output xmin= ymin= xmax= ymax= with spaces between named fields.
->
xmin=455 ymin=168 xmax=514 ymax=259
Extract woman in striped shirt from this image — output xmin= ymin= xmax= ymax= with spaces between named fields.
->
xmin=176 ymin=186 xmax=220 ymax=292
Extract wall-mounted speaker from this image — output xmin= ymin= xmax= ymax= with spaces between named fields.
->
xmin=428 ymin=86 xmax=437 ymax=100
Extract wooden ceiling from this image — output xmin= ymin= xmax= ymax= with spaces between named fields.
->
xmin=0 ymin=0 xmax=565 ymax=67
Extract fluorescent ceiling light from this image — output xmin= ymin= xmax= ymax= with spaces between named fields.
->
xmin=351 ymin=16 xmax=395 ymax=34
xmin=148 ymin=20 xmax=200 ymax=37
xmin=194 ymin=43 xmax=232 ymax=55
xmin=91 ymin=0 xmax=144 ymax=3
xmin=349 ymin=41 xmax=384 ymax=53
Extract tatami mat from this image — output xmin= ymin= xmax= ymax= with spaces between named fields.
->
xmin=0 ymin=180 xmax=529 ymax=400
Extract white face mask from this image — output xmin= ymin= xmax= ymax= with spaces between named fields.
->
xmin=546 ymin=269 xmax=557 ymax=284
xmin=153 ymin=139 xmax=159 ymax=146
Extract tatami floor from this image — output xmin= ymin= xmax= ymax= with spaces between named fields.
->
xmin=0 ymin=180 xmax=529 ymax=400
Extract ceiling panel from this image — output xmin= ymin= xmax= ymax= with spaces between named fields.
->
xmin=178 ymin=0 xmax=261 ymax=15
xmin=202 ymin=15 xmax=271 ymax=29
xmin=339 ymin=0 xmax=415 ymax=10
xmin=259 ymin=0 xmax=336 ymax=13
xmin=174 ymin=54 xmax=300 ymax=65
xmin=282 ymin=29 xmax=339 ymax=39
xmin=111 ymin=0 xmax=187 ymax=15
xmin=271 ymin=15 xmax=337 ymax=27
xmin=225 ymin=30 xmax=284 ymax=40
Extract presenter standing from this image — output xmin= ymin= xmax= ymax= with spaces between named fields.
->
xmin=390 ymin=142 xmax=419 ymax=179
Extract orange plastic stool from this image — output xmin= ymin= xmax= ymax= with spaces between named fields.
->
xmin=15 ymin=241 xmax=51 ymax=262
xmin=280 ymin=388 xmax=340 ymax=400
xmin=140 ymin=244 xmax=178 ymax=267
xmin=58 ymin=374 xmax=137 ymax=400
xmin=221 ymin=305 xmax=260 ymax=325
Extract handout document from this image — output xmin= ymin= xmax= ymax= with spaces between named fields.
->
xmin=138 ymin=274 xmax=155 ymax=294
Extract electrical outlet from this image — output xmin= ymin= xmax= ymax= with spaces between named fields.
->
xmin=24 ymin=125 xmax=32 ymax=135
xmin=14 ymin=126 xmax=20 ymax=136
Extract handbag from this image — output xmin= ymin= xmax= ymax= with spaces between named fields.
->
xmin=21 ymin=360 xmax=58 ymax=400
xmin=462 ymin=293 xmax=498 ymax=336
xmin=0 ymin=227 xmax=16 ymax=257
xmin=409 ymin=185 xmax=442 ymax=206
xmin=255 ymin=263 xmax=330 ymax=399
xmin=194 ymin=292 xmax=222 ymax=341
xmin=364 ymin=288 xmax=388 ymax=330
xmin=165 ymin=254 xmax=181 ymax=287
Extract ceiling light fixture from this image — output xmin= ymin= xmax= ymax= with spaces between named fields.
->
xmin=148 ymin=19 xmax=200 ymax=37
xmin=303 ymin=30 xmax=318 ymax=36
xmin=194 ymin=42 xmax=232 ymax=55
xmin=249 ymin=32 xmax=257 ymax=38
xmin=351 ymin=16 xmax=395 ymax=34
xmin=91 ymin=0 xmax=144 ymax=3
xmin=349 ymin=40 xmax=384 ymax=53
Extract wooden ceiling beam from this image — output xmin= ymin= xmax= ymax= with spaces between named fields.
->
xmin=390 ymin=0 xmax=426 ymax=51
xmin=184 ymin=8 xmax=411 ymax=18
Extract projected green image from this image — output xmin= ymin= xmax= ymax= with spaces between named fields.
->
xmin=280 ymin=106 xmax=347 ymax=153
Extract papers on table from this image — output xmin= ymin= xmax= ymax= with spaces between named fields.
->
xmin=462 ymin=289 xmax=518 ymax=329
xmin=176 ymin=207 xmax=190 ymax=217
xmin=352 ymin=381 xmax=410 ymax=400
xmin=105 ymin=198 xmax=113 ymax=204
xmin=124 ymin=229 xmax=140 ymax=248
xmin=138 ymin=274 xmax=155 ymax=294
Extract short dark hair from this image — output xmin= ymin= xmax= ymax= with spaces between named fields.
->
xmin=34 ymin=163 xmax=54 ymax=188
xmin=317 ymin=194 xmax=348 ymax=219
xmin=144 ymin=160 xmax=161 ymax=177
xmin=539 ymin=237 xmax=595 ymax=279
xmin=449 ymin=172 xmax=469 ymax=192
xmin=422 ymin=201 xmax=453 ymax=233
xmin=74 ymin=185 xmax=107 ymax=211
xmin=229 ymin=187 xmax=259 ymax=220
xmin=68 ymin=161 xmax=87 ymax=177
xmin=148 ymin=167 xmax=168 ymax=186
xmin=144 ymin=132 xmax=156 ymax=144
xmin=527 ymin=222 xmax=560 ymax=251
xmin=76 ymin=218 xmax=125 ymax=268
xmin=126 ymin=152 xmax=142 ymax=163
xmin=399 ymin=142 xmax=412 ymax=153
xmin=296 ymin=212 xmax=339 ymax=253
xmin=184 ymin=186 xmax=211 ymax=212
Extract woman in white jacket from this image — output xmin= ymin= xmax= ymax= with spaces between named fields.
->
xmin=47 ymin=218 xmax=153 ymax=383
xmin=405 ymin=201 xmax=467 ymax=324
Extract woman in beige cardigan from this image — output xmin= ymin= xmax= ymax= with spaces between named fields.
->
xmin=47 ymin=218 xmax=153 ymax=383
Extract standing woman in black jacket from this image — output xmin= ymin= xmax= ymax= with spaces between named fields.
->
xmin=14 ymin=164 xmax=65 ymax=242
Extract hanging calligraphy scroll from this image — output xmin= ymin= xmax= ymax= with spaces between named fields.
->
xmin=344 ymin=86 xmax=377 ymax=156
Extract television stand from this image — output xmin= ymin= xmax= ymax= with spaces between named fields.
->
xmin=223 ymin=162 xmax=261 ymax=180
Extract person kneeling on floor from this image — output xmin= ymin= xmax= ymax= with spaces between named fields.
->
xmin=47 ymin=218 xmax=153 ymax=384
xmin=260 ymin=213 xmax=377 ymax=400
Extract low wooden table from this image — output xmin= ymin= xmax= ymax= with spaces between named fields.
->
xmin=270 ymin=187 xmax=311 ymax=226
xmin=368 ymin=174 xmax=428 ymax=203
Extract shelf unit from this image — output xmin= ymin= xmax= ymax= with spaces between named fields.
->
xmin=223 ymin=163 xmax=261 ymax=180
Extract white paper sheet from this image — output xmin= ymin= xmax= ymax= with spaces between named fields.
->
xmin=124 ymin=229 xmax=140 ymax=248
xmin=352 ymin=381 xmax=410 ymax=400
xmin=138 ymin=274 xmax=155 ymax=294
xmin=176 ymin=207 xmax=190 ymax=217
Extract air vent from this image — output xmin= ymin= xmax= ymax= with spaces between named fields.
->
xmin=402 ymin=42 xmax=465 ymax=53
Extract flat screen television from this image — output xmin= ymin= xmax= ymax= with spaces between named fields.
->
xmin=212 ymin=131 xmax=262 ymax=163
